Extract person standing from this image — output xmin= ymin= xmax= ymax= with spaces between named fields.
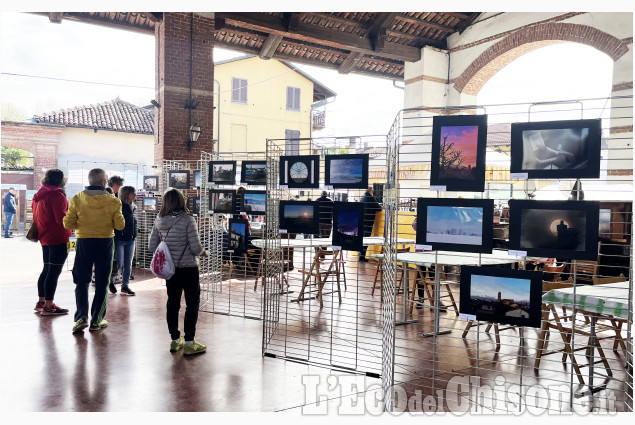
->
xmin=3 ymin=187 xmax=17 ymax=238
xmin=114 ymin=186 xmax=138 ymax=296
xmin=359 ymin=186 xmax=382 ymax=262
xmin=33 ymin=170 xmax=72 ymax=315
xmin=149 ymin=188 xmax=208 ymax=355
xmin=64 ymin=168 xmax=125 ymax=333
xmin=316 ymin=190 xmax=334 ymax=238
xmin=107 ymin=175 xmax=125 ymax=292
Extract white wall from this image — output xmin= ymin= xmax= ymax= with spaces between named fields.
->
xmin=57 ymin=127 xmax=154 ymax=197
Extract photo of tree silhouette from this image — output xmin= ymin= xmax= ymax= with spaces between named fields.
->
xmin=438 ymin=125 xmax=479 ymax=180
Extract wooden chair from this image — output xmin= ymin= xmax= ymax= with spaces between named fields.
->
xmin=534 ymin=280 xmax=615 ymax=385
xmin=371 ymin=247 xmax=411 ymax=297
xmin=571 ymin=242 xmax=602 ymax=283
xmin=296 ymin=248 xmax=344 ymax=308
xmin=410 ymin=265 xmax=458 ymax=316
xmin=591 ymin=275 xmax=628 ymax=354
xmin=461 ymin=321 xmax=523 ymax=351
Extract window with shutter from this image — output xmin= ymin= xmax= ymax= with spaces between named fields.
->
xmin=285 ymin=129 xmax=300 ymax=155
xmin=232 ymin=78 xmax=248 ymax=104
xmin=286 ymin=87 xmax=301 ymax=111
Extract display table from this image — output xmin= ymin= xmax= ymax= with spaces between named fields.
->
xmin=542 ymin=281 xmax=630 ymax=320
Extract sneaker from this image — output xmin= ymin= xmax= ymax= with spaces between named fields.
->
xmin=183 ymin=339 xmax=207 ymax=356
xmin=41 ymin=304 xmax=69 ymax=316
xmin=34 ymin=301 xmax=45 ymax=312
xmin=89 ymin=319 xmax=109 ymax=331
xmin=170 ymin=336 xmax=185 ymax=352
xmin=129 ymin=274 xmax=135 ymax=280
xmin=120 ymin=287 xmax=136 ymax=296
xmin=109 ymin=283 xmax=117 ymax=294
xmin=72 ymin=318 xmax=89 ymax=333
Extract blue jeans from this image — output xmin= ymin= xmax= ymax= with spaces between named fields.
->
xmin=115 ymin=239 xmax=135 ymax=288
xmin=4 ymin=212 xmax=14 ymax=237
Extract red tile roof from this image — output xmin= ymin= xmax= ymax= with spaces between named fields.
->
xmin=33 ymin=98 xmax=154 ymax=135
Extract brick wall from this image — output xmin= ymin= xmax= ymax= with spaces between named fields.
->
xmin=1 ymin=122 xmax=62 ymax=188
xmin=154 ymin=12 xmax=215 ymax=164
xmin=454 ymin=22 xmax=631 ymax=95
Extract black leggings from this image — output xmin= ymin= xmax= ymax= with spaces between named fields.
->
xmin=166 ymin=267 xmax=200 ymax=341
xmin=37 ymin=243 xmax=69 ymax=300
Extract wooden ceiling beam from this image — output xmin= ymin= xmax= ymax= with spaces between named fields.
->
xmin=385 ymin=30 xmax=445 ymax=48
xmin=217 ymin=12 xmax=420 ymax=62
xmin=338 ymin=51 xmax=364 ymax=74
xmin=394 ymin=14 xmax=456 ymax=34
xmin=259 ymin=34 xmax=283 ymax=60
xmin=455 ymin=12 xmax=481 ymax=34
xmin=303 ymin=12 xmax=369 ymax=30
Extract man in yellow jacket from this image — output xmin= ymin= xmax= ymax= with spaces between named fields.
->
xmin=64 ymin=168 xmax=125 ymax=333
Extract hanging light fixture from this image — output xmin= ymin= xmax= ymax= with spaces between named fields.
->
xmin=187 ymin=122 xmax=202 ymax=151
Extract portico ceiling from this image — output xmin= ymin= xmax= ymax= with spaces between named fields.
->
xmin=34 ymin=11 xmax=481 ymax=80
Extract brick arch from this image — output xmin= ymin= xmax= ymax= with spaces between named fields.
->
xmin=454 ymin=22 xmax=629 ymax=96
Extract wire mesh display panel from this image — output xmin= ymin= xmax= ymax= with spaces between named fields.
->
xmin=261 ymin=135 xmax=388 ymax=377
xmin=383 ymin=96 xmax=633 ymax=413
xmin=160 ymin=158 xmax=222 ymax=308
xmin=199 ymin=151 xmax=267 ymax=319
xmin=65 ymin=161 xmax=139 ymax=199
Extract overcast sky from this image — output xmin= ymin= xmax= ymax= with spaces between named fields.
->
xmin=0 ymin=8 xmax=620 ymax=138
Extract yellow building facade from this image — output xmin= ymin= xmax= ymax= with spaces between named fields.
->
xmin=213 ymin=55 xmax=335 ymax=155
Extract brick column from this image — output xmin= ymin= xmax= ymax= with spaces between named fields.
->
xmin=154 ymin=12 xmax=215 ymax=164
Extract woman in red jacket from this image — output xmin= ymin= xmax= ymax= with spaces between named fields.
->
xmin=33 ymin=169 xmax=72 ymax=315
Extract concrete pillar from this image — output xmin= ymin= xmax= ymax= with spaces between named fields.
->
xmin=154 ymin=12 xmax=215 ymax=164
xmin=608 ymin=41 xmax=633 ymax=182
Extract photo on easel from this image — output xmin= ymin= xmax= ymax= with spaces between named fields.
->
xmin=208 ymin=161 xmax=237 ymax=185
xmin=324 ymin=154 xmax=369 ymax=189
xmin=510 ymin=118 xmax=601 ymax=179
xmin=508 ymin=199 xmax=600 ymax=260
xmin=279 ymin=155 xmax=320 ymax=189
xmin=228 ymin=218 xmax=248 ymax=252
xmin=430 ymin=114 xmax=487 ymax=192
xmin=240 ymin=161 xmax=267 ymax=185
xmin=460 ymin=266 xmax=543 ymax=328
xmin=167 ymin=170 xmax=190 ymax=190
xmin=416 ymin=197 xmax=494 ymax=253
xmin=209 ymin=190 xmax=234 ymax=213
xmin=278 ymin=200 xmax=319 ymax=235
xmin=143 ymin=176 xmax=159 ymax=192
xmin=332 ymin=202 xmax=364 ymax=251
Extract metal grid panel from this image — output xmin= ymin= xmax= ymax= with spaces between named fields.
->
xmin=385 ymin=96 xmax=633 ymax=413
xmin=261 ymin=135 xmax=388 ymax=378
xmin=198 ymin=151 xmax=267 ymax=319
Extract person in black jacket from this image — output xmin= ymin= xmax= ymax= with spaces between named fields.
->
xmin=316 ymin=191 xmax=334 ymax=238
xmin=359 ymin=186 xmax=382 ymax=262
xmin=114 ymin=186 xmax=138 ymax=296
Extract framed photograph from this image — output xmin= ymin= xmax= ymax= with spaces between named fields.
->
xmin=430 ymin=114 xmax=487 ymax=192
xmin=332 ymin=202 xmax=365 ymax=251
xmin=209 ymin=161 xmax=237 ymax=185
xmin=240 ymin=160 xmax=267 ymax=185
xmin=460 ymin=266 xmax=543 ymax=328
xmin=190 ymin=196 xmax=201 ymax=216
xmin=510 ymin=118 xmax=601 ymax=179
xmin=143 ymin=175 xmax=159 ymax=192
xmin=279 ymin=200 xmax=319 ymax=235
xmin=279 ymin=155 xmax=320 ymax=189
xmin=167 ymin=170 xmax=190 ymax=190
xmin=209 ymin=189 xmax=235 ymax=214
xmin=416 ymin=198 xmax=494 ymax=253
xmin=142 ymin=197 xmax=157 ymax=211
xmin=193 ymin=170 xmax=201 ymax=189
xmin=241 ymin=190 xmax=266 ymax=215
xmin=228 ymin=218 xmax=249 ymax=252
xmin=509 ymin=200 xmax=600 ymax=260
xmin=324 ymin=154 xmax=369 ymax=189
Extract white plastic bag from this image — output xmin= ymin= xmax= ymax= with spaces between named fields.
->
xmin=150 ymin=240 xmax=175 ymax=280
